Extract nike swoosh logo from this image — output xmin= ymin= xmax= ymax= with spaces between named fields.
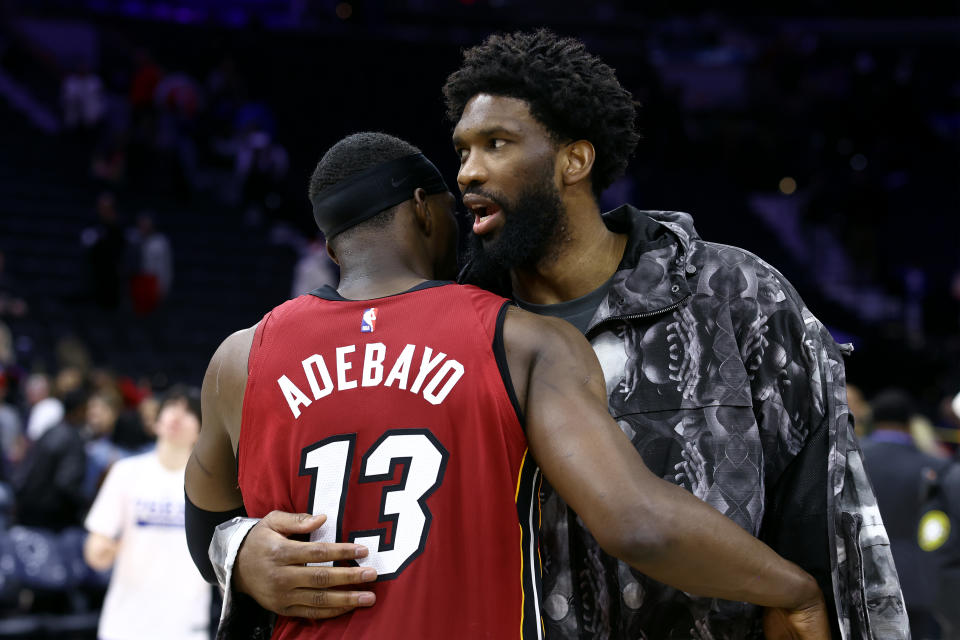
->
xmin=391 ymin=176 xmax=408 ymax=187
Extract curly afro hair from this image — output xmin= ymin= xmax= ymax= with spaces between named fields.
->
xmin=443 ymin=29 xmax=639 ymax=198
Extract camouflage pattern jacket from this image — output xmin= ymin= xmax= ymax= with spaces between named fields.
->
xmin=466 ymin=206 xmax=909 ymax=640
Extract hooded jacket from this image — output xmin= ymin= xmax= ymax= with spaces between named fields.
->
xmin=464 ymin=205 xmax=908 ymax=640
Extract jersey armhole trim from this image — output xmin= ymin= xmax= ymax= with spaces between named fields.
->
xmin=239 ymin=313 xmax=272 ymax=486
xmin=494 ymin=301 xmax=525 ymax=427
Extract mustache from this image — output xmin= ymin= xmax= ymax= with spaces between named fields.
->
xmin=461 ymin=186 xmax=506 ymax=210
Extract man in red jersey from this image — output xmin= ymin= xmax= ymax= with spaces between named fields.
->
xmin=185 ymin=132 xmax=828 ymax=639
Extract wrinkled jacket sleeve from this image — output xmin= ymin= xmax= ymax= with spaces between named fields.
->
xmin=747 ymin=262 xmax=909 ymax=639
xmin=821 ymin=325 xmax=910 ymax=640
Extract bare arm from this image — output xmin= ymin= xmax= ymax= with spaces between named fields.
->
xmin=185 ymin=326 xmax=251 ymax=513
xmin=185 ymin=326 xmax=377 ymax=620
xmin=83 ymin=532 xmax=118 ymax=571
xmin=504 ymin=308 xmax=827 ymax=624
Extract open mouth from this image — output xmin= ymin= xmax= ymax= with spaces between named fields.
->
xmin=472 ymin=203 xmax=501 ymax=222
xmin=463 ymin=194 xmax=504 ymax=236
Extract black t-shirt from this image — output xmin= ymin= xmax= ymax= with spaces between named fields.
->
xmin=515 ymin=277 xmax=614 ymax=334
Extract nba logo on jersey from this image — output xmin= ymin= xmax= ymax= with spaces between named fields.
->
xmin=361 ymin=307 xmax=377 ymax=332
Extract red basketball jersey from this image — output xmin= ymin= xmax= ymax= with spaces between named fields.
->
xmin=238 ymin=282 xmax=543 ymax=639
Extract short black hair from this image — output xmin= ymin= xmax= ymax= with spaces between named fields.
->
xmin=160 ymin=384 xmax=201 ymax=424
xmin=443 ymin=29 xmax=640 ymax=198
xmin=308 ymin=132 xmax=421 ymax=240
xmin=870 ymin=389 xmax=915 ymax=425
xmin=62 ymin=388 xmax=89 ymax=417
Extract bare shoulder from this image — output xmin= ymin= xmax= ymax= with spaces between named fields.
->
xmin=188 ymin=325 xmax=257 ymax=507
xmin=201 ymin=324 xmax=258 ymax=436
xmin=205 ymin=326 xmax=257 ymax=388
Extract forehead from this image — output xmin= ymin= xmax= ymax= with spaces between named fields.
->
xmin=452 ymin=94 xmax=546 ymax=142
xmin=159 ymin=399 xmax=194 ymax=419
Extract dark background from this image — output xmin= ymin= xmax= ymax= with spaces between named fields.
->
xmin=0 ymin=0 xmax=958 ymax=419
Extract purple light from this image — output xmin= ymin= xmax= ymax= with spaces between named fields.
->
xmin=173 ymin=7 xmax=196 ymax=23
xmin=152 ymin=4 xmax=173 ymax=20
xmin=121 ymin=0 xmax=147 ymax=16
xmin=224 ymin=8 xmax=248 ymax=27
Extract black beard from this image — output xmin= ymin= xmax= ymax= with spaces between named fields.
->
xmin=461 ymin=178 xmax=567 ymax=292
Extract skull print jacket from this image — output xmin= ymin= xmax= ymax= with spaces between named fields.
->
xmin=466 ymin=205 xmax=909 ymax=640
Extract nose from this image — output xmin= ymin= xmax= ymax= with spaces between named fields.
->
xmin=457 ymin=149 xmax=486 ymax=192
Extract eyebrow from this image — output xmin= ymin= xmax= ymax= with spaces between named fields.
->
xmin=452 ymin=125 xmax=522 ymax=147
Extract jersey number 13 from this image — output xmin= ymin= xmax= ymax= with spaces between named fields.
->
xmin=299 ymin=429 xmax=448 ymax=580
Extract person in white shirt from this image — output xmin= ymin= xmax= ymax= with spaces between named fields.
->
xmin=84 ymin=387 xmax=211 ymax=640
xmin=61 ymin=64 xmax=104 ymax=129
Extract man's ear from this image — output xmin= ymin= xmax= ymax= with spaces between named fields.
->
xmin=325 ymin=240 xmax=340 ymax=265
xmin=412 ymin=187 xmax=432 ymax=235
xmin=559 ymin=140 xmax=596 ymax=188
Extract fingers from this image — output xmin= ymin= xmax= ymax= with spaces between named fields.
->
xmin=263 ymin=510 xmax=328 ymax=536
xmin=276 ymin=540 xmax=370 ymax=566
xmin=282 ymin=605 xmax=355 ymax=620
xmin=280 ymin=565 xmax=378 ymax=591
xmin=281 ymin=591 xmax=376 ymax=620
xmin=283 ymin=586 xmax=377 ymax=612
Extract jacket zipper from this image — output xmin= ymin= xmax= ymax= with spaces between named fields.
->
xmin=585 ymin=293 xmax=691 ymax=339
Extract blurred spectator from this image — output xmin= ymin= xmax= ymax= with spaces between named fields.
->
xmin=91 ymin=130 xmax=129 ymax=185
xmin=911 ymin=413 xmax=953 ymax=460
xmin=951 ymin=391 xmax=960 ymax=429
xmin=13 ymin=388 xmax=89 ymax=531
xmin=24 ymin=373 xmax=64 ymax=442
xmin=129 ymin=49 xmax=161 ymax=115
xmin=861 ymin=389 xmax=952 ymax=640
xmin=81 ymin=192 xmax=126 ymax=309
xmin=112 ymin=375 xmax=156 ymax=451
xmin=0 ymin=322 xmax=13 ymax=368
xmin=57 ymin=337 xmax=93 ymax=374
xmin=847 ymin=382 xmax=871 ymax=437
xmin=214 ymin=100 xmax=281 ymax=208
xmin=61 ymin=63 xmax=104 ymax=130
xmin=126 ymin=212 xmax=173 ymax=314
xmin=0 ymin=250 xmax=28 ymax=318
xmin=83 ymin=386 xmax=211 ymax=640
xmin=55 ymin=364 xmax=86 ymax=397
xmin=153 ymin=72 xmax=202 ymax=194
xmin=112 ymin=406 xmax=154 ymax=453
xmin=290 ymin=236 xmax=337 ymax=297
xmin=239 ymin=128 xmax=289 ymax=223
xmin=0 ymin=371 xmax=24 ymax=472
xmin=137 ymin=395 xmax=159 ymax=438
xmin=84 ymin=389 xmax=127 ymax=499
xmin=930 ymin=462 xmax=960 ymax=638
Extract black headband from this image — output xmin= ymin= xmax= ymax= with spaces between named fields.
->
xmin=311 ymin=153 xmax=449 ymax=238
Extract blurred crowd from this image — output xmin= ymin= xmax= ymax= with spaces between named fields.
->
xmin=0 ymin=353 xmax=219 ymax=637
xmin=57 ymin=44 xmax=292 ymax=227
xmin=0 ymin=1 xmax=957 ymax=638
xmin=0 ymin=363 xmax=157 ymax=514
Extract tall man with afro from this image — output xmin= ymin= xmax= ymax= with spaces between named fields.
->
xmin=441 ymin=29 xmax=907 ymax=639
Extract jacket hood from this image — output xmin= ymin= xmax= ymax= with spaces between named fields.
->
xmin=585 ymin=206 xmax=700 ymax=333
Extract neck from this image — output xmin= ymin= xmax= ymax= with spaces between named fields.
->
xmin=336 ymin=251 xmax=434 ymax=300
xmin=511 ymin=199 xmax=627 ymax=304
xmin=156 ymin=440 xmax=192 ymax=470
